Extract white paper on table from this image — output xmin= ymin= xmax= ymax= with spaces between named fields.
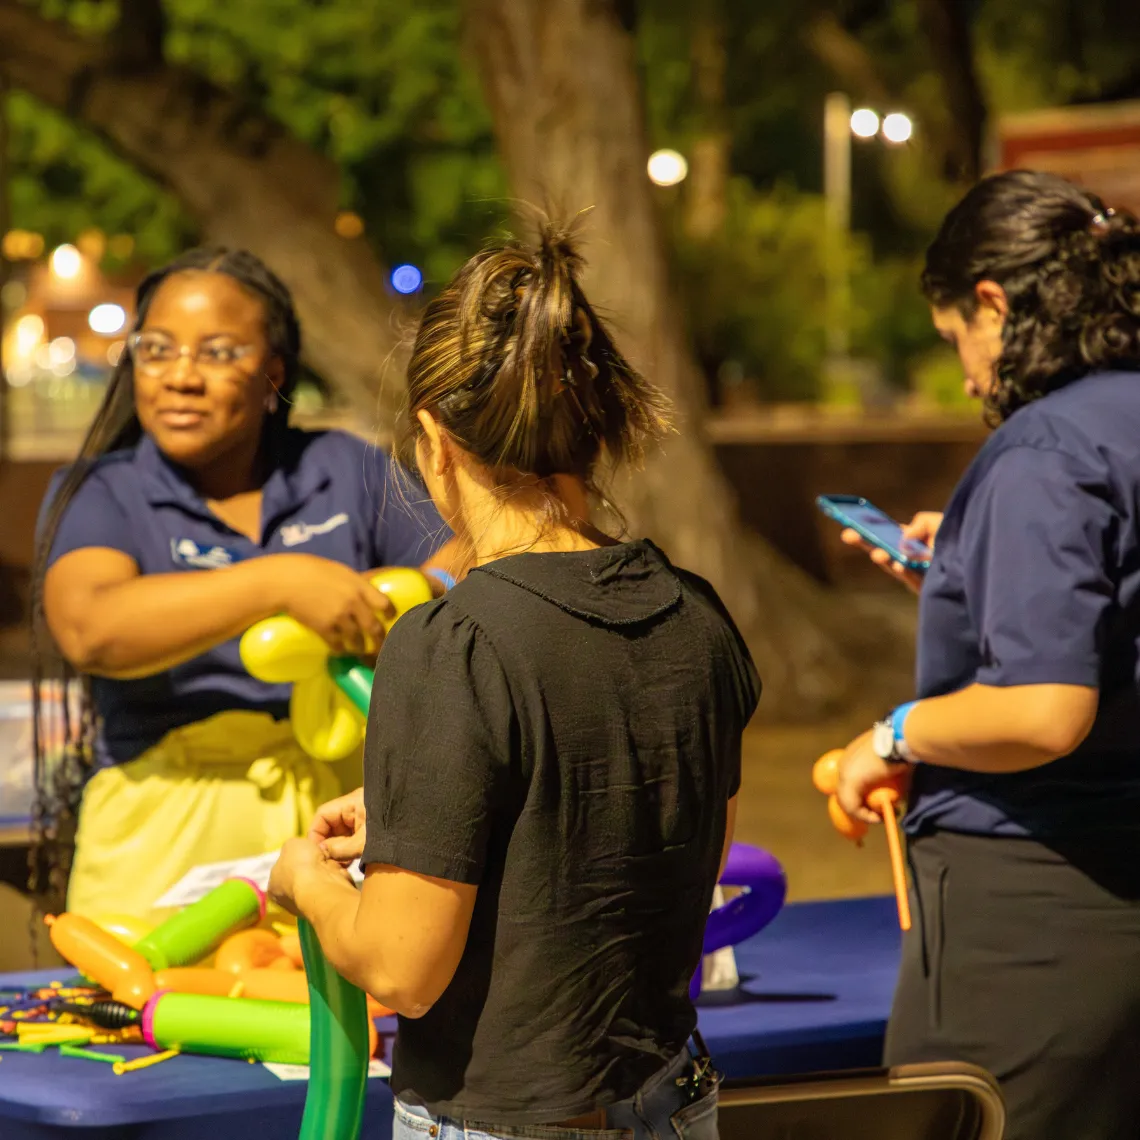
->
xmin=153 ymin=850 xmax=363 ymax=909
xmin=263 ymin=1059 xmax=391 ymax=1081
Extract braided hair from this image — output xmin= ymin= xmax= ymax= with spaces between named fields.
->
xmin=28 ymin=247 xmax=302 ymax=918
xmin=922 ymin=170 xmax=1140 ymax=423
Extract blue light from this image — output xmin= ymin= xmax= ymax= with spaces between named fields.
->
xmin=391 ymin=264 xmax=423 ymax=295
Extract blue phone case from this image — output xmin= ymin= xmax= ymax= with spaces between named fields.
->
xmin=816 ymin=495 xmax=932 ymax=571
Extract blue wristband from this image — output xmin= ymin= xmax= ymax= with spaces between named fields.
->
xmin=425 ymin=569 xmax=457 ymax=592
xmin=890 ymin=701 xmax=919 ymax=764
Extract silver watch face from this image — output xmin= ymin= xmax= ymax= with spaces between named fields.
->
xmin=872 ymin=720 xmax=896 ymax=760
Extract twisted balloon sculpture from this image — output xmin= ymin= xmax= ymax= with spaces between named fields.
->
xmin=239 ymin=567 xmax=434 ymax=760
xmin=241 ymin=567 xmax=435 ymax=1139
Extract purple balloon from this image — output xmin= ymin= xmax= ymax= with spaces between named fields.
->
xmin=690 ymin=843 xmax=786 ymax=1002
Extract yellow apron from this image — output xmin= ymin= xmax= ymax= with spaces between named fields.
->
xmin=66 ymin=711 xmax=362 ymax=922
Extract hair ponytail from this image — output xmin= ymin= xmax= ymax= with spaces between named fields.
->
xmin=405 ymin=218 xmax=670 ymax=481
xmin=922 ymin=170 xmax=1140 ymax=421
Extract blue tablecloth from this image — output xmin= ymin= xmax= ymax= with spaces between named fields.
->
xmin=0 ymin=896 xmax=900 ymax=1139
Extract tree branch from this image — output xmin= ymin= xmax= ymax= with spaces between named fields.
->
xmin=802 ymin=11 xmax=890 ymax=105
xmin=0 ymin=0 xmax=404 ymax=419
xmin=111 ymin=0 xmax=167 ymax=71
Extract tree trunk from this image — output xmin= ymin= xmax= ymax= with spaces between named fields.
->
xmin=463 ymin=0 xmax=853 ymax=715
xmin=684 ymin=1 xmax=729 ymax=242
xmin=0 ymin=0 xmax=405 ymax=421
xmin=915 ymin=0 xmax=986 ymax=183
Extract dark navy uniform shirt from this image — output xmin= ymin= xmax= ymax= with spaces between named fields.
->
xmin=908 ymin=370 xmax=1140 ymax=837
xmin=43 ymin=429 xmax=448 ymax=767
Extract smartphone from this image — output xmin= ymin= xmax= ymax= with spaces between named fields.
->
xmin=816 ymin=495 xmax=932 ymax=572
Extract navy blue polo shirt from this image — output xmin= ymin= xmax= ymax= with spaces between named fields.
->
xmin=908 ymin=370 xmax=1140 ymax=837
xmin=42 ymin=429 xmax=449 ymax=767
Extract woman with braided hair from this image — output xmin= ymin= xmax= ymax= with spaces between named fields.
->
xmin=33 ymin=247 xmax=461 ymax=919
xmin=837 ymin=170 xmax=1140 ymax=1137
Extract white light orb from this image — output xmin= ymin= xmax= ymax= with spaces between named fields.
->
xmin=849 ymin=109 xmax=880 ymax=139
xmin=647 ymin=149 xmax=689 ymax=187
xmin=50 ymin=244 xmax=83 ymax=280
xmin=882 ymin=113 xmax=914 ymax=144
xmin=89 ymin=303 xmax=127 ymax=336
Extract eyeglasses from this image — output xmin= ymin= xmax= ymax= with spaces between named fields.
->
xmin=127 ymin=332 xmax=258 ymax=378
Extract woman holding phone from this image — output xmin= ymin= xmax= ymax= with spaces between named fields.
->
xmin=837 ymin=170 xmax=1140 ymax=1139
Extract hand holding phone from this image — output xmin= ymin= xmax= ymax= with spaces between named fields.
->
xmin=816 ymin=496 xmax=933 ymax=586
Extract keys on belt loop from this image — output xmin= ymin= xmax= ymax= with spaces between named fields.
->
xmin=675 ymin=1030 xmax=721 ymax=1104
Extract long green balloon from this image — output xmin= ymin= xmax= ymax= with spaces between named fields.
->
xmin=297 ymin=918 xmax=371 ymax=1140
xmin=327 ymin=657 xmax=374 ymax=716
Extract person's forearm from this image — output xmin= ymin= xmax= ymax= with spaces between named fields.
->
xmin=59 ymin=560 xmax=287 ymax=679
xmin=293 ymin=870 xmax=414 ymax=1015
xmin=904 ymin=682 xmax=1097 ymax=773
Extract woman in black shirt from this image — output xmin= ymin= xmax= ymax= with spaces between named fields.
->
xmin=270 ymin=224 xmax=758 ymax=1138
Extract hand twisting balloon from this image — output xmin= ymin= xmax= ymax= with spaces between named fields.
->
xmin=690 ymin=843 xmax=786 ymax=1002
xmin=240 ymin=568 xmax=434 ymax=760
xmin=813 ymin=750 xmax=911 ymax=931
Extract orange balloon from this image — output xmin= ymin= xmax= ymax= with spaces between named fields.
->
xmin=239 ymin=969 xmax=310 ymax=1004
xmin=276 ymin=930 xmax=304 ymax=969
xmin=827 ymin=794 xmax=868 ymax=842
xmin=46 ymin=913 xmax=156 ymax=1010
xmin=215 ymin=929 xmax=288 ymax=975
xmin=155 ymin=967 xmax=236 ymax=997
xmin=812 ymin=750 xmax=844 ymax=796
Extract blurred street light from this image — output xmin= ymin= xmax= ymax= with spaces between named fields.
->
xmin=647 ymin=149 xmax=688 ymax=187
xmin=89 ymin=303 xmax=127 ymax=335
xmin=50 ymin=244 xmax=82 ymax=280
xmin=824 ymin=94 xmax=917 ymax=365
xmin=850 ymin=109 xmax=880 ymax=139
xmin=882 ymin=113 xmax=914 ymax=145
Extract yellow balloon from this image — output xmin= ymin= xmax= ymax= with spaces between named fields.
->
xmin=90 ymin=913 xmax=155 ymax=944
xmin=290 ymin=672 xmax=365 ymax=761
xmin=240 ymin=615 xmax=330 ymax=683
xmin=371 ymin=567 xmax=435 ymax=630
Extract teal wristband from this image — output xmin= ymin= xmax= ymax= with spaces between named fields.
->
xmin=890 ymin=701 xmax=919 ymax=763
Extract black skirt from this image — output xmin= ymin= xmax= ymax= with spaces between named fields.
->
xmin=885 ymin=828 xmax=1140 ymax=1140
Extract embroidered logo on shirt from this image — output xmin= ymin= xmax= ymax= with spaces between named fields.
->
xmin=279 ymin=512 xmax=350 ymax=547
xmin=170 ymin=538 xmax=240 ymax=570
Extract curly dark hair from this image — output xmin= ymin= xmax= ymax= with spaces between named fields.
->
xmin=922 ymin=170 xmax=1140 ymax=422
xmin=28 ymin=247 xmax=301 ymax=922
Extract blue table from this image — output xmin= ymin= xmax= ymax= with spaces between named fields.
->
xmin=0 ymin=897 xmax=901 ymax=1139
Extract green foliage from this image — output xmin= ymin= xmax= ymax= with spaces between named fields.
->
xmin=7 ymin=91 xmax=193 ymax=264
xmin=8 ymin=0 xmax=507 ymax=283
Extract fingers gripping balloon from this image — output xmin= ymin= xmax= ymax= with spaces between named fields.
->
xmin=813 ymin=750 xmax=911 ymax=931
xmin=240 ymin=568 xmax=434 ymax=760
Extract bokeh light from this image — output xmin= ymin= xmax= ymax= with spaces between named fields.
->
xmin=391 ymin=265 xmax=423 ymax=295
xmin=882 ymin=113 xmax=914 ymax=144
xmin=647 ymin=149 xmax=689 ymax=186
xmin=89 ymin=303 xmax=127 ymax=336
xmin=849 ymin=109 xmax=880 ymax=139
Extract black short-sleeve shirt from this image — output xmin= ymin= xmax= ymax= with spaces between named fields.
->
xmin=361 ymin=539 xmax=759 ymax=1123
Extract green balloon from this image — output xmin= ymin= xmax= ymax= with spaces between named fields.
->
xmin=297 ymin=918 xmax=371 ymax=1140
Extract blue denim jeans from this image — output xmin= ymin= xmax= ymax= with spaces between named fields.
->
xmin=392 ymin=1047 xmax=719 ymax=1140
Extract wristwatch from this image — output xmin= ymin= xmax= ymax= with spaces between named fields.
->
xmin=872 ymin=702 xmax=919 ymax=764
